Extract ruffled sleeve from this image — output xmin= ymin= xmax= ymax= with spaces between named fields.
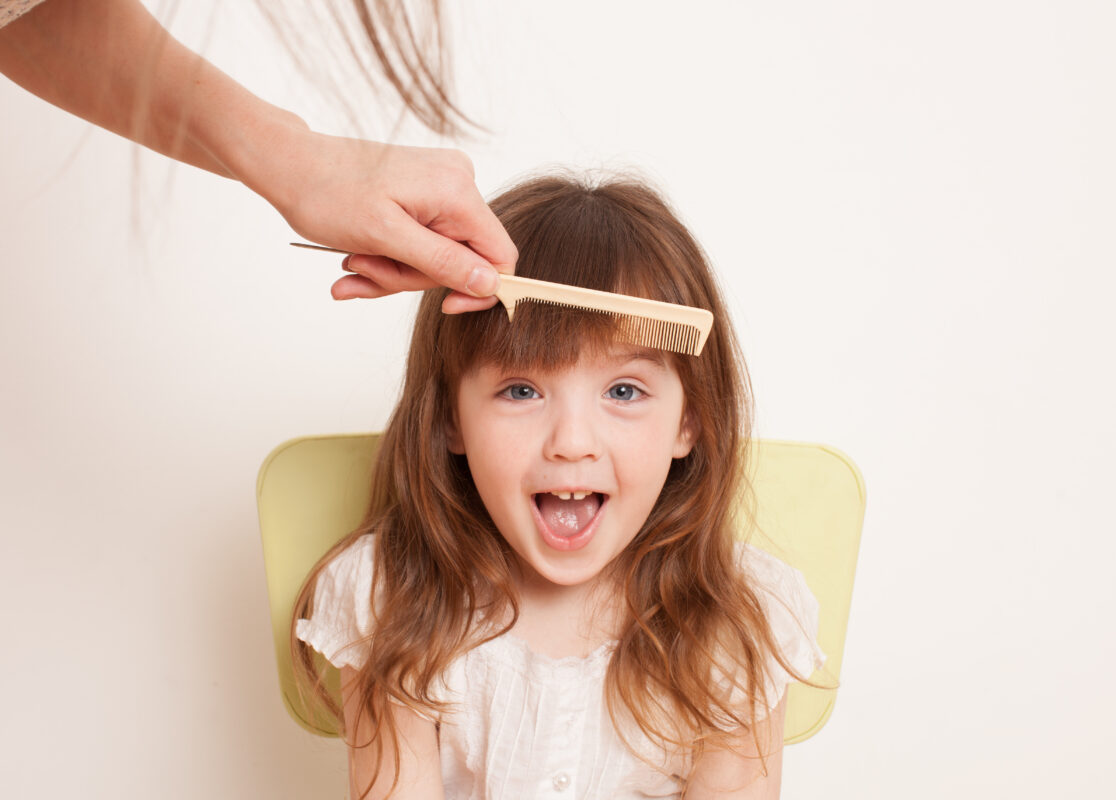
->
xmin=294 ymin=534 xmax=378 ymax=670
xmin=736 ymin=543 xmax=827 ymax=715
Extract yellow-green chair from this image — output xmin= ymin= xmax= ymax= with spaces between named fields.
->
xmin=257 ymin=434 xmax=865 ymax=743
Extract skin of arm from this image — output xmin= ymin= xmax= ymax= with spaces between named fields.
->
xmin=0 ymin=0 xmax=516 ymax=310
xmin=684 ymin=696 xmax=787 ymax=800
xmin=341 ymin=666 xmax=446 ymax=800
xmin=0 ymin=0 xmax=251 ymax=176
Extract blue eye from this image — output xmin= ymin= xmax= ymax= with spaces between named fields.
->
xmin=502 ymin=384 xmax=539 ymax=400
xmin=606 ymin=383 xmax=643 ymax=402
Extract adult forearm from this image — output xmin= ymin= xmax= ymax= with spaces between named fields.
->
xmin=0 ymin=0 xmax=304 ymax=182
xmin=1 ymin=0 xmax=518 ymax=304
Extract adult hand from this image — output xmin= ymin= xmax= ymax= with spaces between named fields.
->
xmin=1 ymin=0 xmax=516 ymax=314
xmin=245 ymin=126 xmax=517 ymax=313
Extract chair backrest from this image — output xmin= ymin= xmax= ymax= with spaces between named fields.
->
xmin=257 ymin=434 xmax=865 ymax=743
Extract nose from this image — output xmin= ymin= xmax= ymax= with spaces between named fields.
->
xmin=543 ymin=398 xmax=602 ymax=462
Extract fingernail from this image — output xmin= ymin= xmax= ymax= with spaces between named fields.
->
xmin=465 ymin=266 xmax=499 ymax=296
xmin=342 ymin=255 xmax=353 ymax=272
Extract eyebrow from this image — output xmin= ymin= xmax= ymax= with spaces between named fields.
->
xmin=613 ymin=348 xmax=669 ymax=369
xmin=476 ymin=347 xmax=670 ymax=381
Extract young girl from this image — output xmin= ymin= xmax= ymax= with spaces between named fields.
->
xmin=293 ymin=173 xmax=824 ymax=799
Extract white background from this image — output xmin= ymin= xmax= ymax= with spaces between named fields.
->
xmin=2 ymin=1 xmax=1114 ymax=797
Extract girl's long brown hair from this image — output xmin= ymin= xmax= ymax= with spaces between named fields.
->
xmin=292 ymin=172 xmax=805 ymax=796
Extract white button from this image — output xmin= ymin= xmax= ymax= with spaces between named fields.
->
xmin=552 ymin=772 xmax=571 ymax=792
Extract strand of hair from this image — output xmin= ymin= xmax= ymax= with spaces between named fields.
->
xmin=513 ymin=299 xmax=700 ymax=355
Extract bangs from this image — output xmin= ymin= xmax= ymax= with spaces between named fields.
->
xmin=448 ymin=300 xmax=628 ymax=374
xmin=436 ymin=174 xmax=709 ymax=380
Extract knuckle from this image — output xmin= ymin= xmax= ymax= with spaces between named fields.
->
xmin=359 ymin=212 xmax=393 ymax=250
xmin=444 ymin=148 xmax=475 ymax=179
xmin=447 ymin=147 xmax=473 ymax=167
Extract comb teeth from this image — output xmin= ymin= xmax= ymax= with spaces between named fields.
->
xmin=495 ymin=274 xmax=714 ymax=357
xmin=514 ymin=298 xmax=702 ymax=356
xmin=616 ymin=311 xmax=702 ymax=356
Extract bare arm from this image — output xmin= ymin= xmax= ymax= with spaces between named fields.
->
xmin=340 ymin=667 xmax=445 ymax=800
xmin=0 ymin=0 xmax=264 ymax=176
xmin=0 ymin=0 xmax=516 ymax=309
xmin=685 ymin=696 xmax=787 ymax=800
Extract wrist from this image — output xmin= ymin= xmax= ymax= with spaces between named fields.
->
xmin=198 ymin=87 xmax=313 ymax=209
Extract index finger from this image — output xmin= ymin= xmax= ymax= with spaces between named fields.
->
xmin=439 ymin=190 xmax=518 ymax=275
xmin=375 ymin=205 xmax=514 ymax=298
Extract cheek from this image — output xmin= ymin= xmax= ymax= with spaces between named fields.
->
xmin=462 ymin=451 xmax=507 ymax=527
xmin=462 ymin=428 xmax=525 ymax=495
xmin=616 ymin=433 xmax=677 ymax=494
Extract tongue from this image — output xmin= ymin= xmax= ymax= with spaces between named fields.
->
xmin=537 ymin=493 xmax=600 ymax=538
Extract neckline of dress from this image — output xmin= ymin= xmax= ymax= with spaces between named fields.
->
xmin=487 ymin=630 xmax=618 ymax=669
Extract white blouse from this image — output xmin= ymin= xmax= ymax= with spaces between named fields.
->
xmin=297 ymin=535 xmax=824 ymax=799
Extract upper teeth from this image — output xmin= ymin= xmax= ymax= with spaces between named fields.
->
xmin=552 ymin=491 xmax=591 ymax=500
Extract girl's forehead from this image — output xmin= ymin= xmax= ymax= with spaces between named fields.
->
xmin=468 ymin=344 xmax=676 ymax=379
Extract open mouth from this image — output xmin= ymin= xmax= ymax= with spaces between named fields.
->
xmin=532 ymin=491 xmax=607 ymax=551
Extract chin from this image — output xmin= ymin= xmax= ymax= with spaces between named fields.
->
xmin=528 ymin=550 xmax=614 ymax=588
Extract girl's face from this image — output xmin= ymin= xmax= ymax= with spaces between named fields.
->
xmin=448 ymin=344 xmax=695 ymax=589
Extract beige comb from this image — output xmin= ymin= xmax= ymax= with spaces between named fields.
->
xmin=494 ymin=274 xmax=712 ymax=356
xmin=290 ymin=242 xmax=714 ymax=356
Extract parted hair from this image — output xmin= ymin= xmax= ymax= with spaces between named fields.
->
xmin=291 ymin=172 xmax=800 ymax=797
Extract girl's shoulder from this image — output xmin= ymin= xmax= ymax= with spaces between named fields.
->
xmin=732 ymin=542 xmax=827 ymax=706
xmin=312 ymin=533 xmax=377 ymax=609
xmin=321 ymin=532 xmax=377 ymax=581
xmin=734 ymin=542 xmax=816 ymax=613
xmin=294 ymin=534 xmax=378 ymax=670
